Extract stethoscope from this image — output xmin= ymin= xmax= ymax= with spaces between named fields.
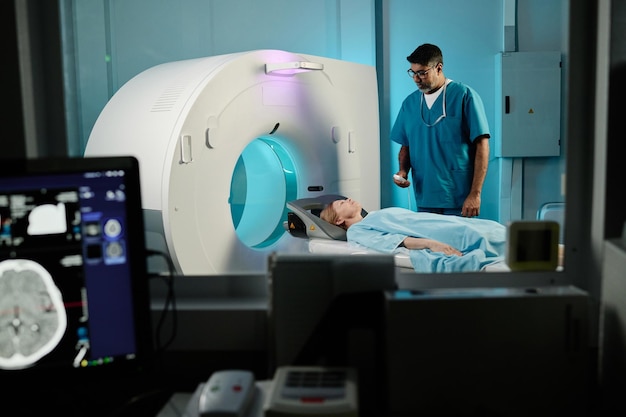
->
xmin=420 ymin=81 xmax=447 ymax=127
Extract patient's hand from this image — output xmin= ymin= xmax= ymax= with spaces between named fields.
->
xmin=402 ymin=237 xmax=462 ymax=256
xmin=428 ymin=241 xmax=462 ymax=256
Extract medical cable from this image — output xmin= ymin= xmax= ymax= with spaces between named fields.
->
xmin=146 ymin=249 xmax=178 ymax=354
xmin=406 ymin=186 xmax=412 ymax=211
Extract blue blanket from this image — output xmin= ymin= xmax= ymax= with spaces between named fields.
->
xmin=346 ymin=207 xmax=506 ymax=273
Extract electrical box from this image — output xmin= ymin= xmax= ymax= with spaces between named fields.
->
xmin=495 ymin=51 xmax=562 ymax=157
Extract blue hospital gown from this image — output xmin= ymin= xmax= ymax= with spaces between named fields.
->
xmin=346 ymin=207 xmax=506 ymax=273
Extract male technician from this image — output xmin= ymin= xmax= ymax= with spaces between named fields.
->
xmin=391 ymin=43 xmax=491 ymax=218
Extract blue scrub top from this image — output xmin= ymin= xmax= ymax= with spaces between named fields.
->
xmin=390 ymin=80 xmax=490 ymax=209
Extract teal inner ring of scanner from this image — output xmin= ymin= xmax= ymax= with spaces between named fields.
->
xmin=229 ymin=137 xmax=297 ymax=248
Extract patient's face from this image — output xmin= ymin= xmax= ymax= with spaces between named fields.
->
xmin=333 ymin=198 xmax=361 ymax=221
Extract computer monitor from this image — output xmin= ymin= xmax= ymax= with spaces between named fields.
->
xmin=0 ymin=156 xmax=153 ymax=386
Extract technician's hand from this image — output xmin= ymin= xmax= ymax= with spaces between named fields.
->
xmin=462 ymin=194 xmax=481 ymax=217
xmin=393 ymin=173 xmax=411 ymax=188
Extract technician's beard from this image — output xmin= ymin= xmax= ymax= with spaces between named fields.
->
xmin=417 ymin=81 xmax=434 ymax=94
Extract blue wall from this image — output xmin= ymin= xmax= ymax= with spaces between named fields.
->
xmin=382 ymin=0 xmax=503 ymax=219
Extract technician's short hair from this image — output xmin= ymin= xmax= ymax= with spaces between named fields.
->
xmin=407 ymin=43 xmax=443 ymax=66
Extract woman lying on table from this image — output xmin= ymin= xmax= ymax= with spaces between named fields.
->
xmin=319 ymin=197 xmax=508 ymax=273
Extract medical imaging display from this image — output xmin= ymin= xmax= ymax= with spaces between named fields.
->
xmin=0 ymin=258 xmax=69 ymax=370
xmin=0 ymin=167 xmax=142 ymax=374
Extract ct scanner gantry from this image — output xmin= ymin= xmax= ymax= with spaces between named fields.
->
xmin=84 ymin=49 xmax=381 ymax=275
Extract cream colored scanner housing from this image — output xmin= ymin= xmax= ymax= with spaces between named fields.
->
xmin=85 ymin=50 xmax=380 ymax=275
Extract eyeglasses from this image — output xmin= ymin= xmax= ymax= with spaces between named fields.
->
xmin=407 ymin=65 xmax=436 ymax=79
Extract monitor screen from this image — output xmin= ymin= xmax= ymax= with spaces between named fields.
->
xmin=0 ymin=156 xmax=153 ymax=385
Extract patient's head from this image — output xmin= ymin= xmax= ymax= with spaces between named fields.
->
xmin=320 ymin=198 xmax=364 ymax=230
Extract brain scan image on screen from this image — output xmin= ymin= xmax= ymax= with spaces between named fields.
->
xmin=0 ymin=259 xmax=67 ymax=370
xmin=26 ymin=202 xmax=68 ymax=235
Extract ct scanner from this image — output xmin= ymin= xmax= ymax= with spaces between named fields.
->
xmin=84 ymin=50 xmax=380 ymax=275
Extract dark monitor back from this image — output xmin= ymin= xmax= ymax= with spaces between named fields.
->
xmin=267 ymin=252 xmax=397 ymax=371
xmin=0 ymin=156 xmax=153 ymax=389
xmin=267 ymin=253 xmax=397 ymax=417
